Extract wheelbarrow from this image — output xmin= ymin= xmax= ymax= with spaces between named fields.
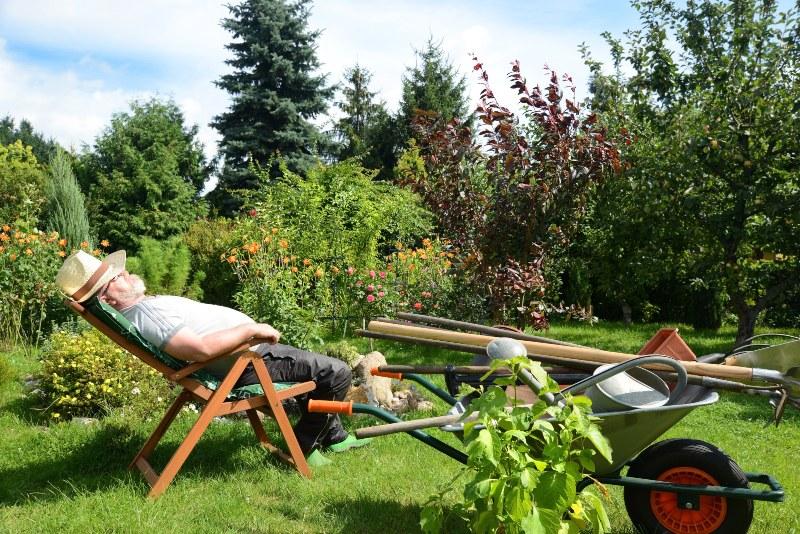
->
xmin=309 ymin=338 xmax=785 ymax=534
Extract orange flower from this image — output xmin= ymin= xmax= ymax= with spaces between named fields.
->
xmin=330 ymin=266 xmax=340 ymax=274
xmin=422 ymin=238 xmax=431 ymax=248
xmin=0 ymin=233 xmax=8 ymax=242
xmin=58 ymin=238 xmax=67 ymax=247
xmin=9 ymin=253 xmax=17 ymax=261
xmin=314 ymin=268 xmax=324 ymax=279
xmin=100 ymin=239 xmax=110 ymax=247
xmin=0 ymin=246 xmax=4 ymax=253
xmin=58 ymin=250 xmax=66 ymax=257
xmin=2 ymin=225 xmax=9 ymax=232
xmin=92 ymin=249 xmax=101 ymax=256
xmin=302 ymin=258 xmax=311 ymax=266
xmin=408 ymin=263 xmax=416 ymax=271
xmin=80 ymin=241 xmax=89 ymax=249
xmin=271 ymin=227 xmax=279 ymax=235
xmin=246 ymin=242 xmax=260 ymax=254
xmin=263 ymin=235 xmax=272 ymax=244
xmin=279 ymin=239 xmax=288 ymax=249
xmin=24 ymin=248 xmax=33 ymax=255
xmin=226 ymin=255 xmax=237 ymax=264
xmin=291 ymin=266 xmax=298 ymax=273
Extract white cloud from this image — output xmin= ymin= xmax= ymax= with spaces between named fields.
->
xmin=0 ymin=1 xmax=631 ymax=164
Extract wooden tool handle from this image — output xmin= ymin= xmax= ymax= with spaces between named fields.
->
xmin=355 ymin=412 xmax=479 ymax=438
xmin=367 ymin=320 xmax=754 ymax=382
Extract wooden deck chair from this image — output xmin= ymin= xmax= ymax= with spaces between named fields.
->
xmin=66 ymin=298 xmax=316 ymax=498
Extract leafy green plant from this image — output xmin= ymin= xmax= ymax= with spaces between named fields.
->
xmin=0 ymin=140 xmax=47 ymax=227
xmin=126 ymin=236 xmax=204 ymax=299
xmin=38 ymin=327 xmax=171 ymax=421
xmin=0 ymin=225 xmax=70 ymax=347
xmin=322 ymin=340 xmax=362 ymax=367
xmin=421 ymin=356 xmax=612 ymax=534
xmin=183 ymin=218 xmax=239 ymax=306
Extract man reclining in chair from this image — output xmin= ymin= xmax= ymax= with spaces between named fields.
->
xmin=56 ymin=249 xmax=370 ymax=467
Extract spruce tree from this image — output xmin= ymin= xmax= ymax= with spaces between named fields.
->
xmin=44 ymin=149 xmax=91 ymax=249
xmin=398 ymin=37 xmax=471 ymax=141
xmin=210 ymin=0 xmax=333 ymax=214
xmin=332 ymin=64 xmax=397 ymax=179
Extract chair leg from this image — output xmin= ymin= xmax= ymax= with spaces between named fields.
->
xmin=130 ymin=389 xmax=192 ymax=470
xmin=251 ymin=358 xmax=312 ymax=479
xmin=146 ymin=358 xmax=249 ymax=498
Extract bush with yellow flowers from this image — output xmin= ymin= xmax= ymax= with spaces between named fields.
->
xmin=38 ymin=327 xmax=171 ymax=421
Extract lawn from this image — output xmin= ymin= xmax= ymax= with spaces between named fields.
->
xmin=0 ymin=322 xmax=797 ymax=533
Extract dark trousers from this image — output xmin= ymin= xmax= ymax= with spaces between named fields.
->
xmin=236 ymin=344 xmax=351 ymax=453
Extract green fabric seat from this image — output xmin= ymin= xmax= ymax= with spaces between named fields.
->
xmin=85 ymin=298 xmax=292 ymax=400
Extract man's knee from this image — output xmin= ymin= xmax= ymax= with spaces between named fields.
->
xmin=329 ymin=356 xmax=352 ymax=388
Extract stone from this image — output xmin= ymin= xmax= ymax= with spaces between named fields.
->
xmin=353 ymin=351 xmax=393 ymax=407
xmin=72 ymin=417 xmax=97 ymax=425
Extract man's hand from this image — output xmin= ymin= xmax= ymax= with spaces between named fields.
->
xmin=252 ymin=323 xmax=280 ymax=345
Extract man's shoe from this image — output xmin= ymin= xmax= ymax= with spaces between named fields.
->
xmin=326 ymin=434 xmax=373 ymax=453
xmin=306 ymin=449 xmax=333 ymax=467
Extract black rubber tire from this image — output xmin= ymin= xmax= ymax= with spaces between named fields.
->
xmin=623 ymin=438 xmax=753 ymax=534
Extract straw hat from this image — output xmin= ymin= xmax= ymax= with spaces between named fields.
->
xmin=56 ymin=249 xmax=127 ymax=302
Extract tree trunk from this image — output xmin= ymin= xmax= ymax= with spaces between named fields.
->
xmin=621 ymin=301 xmax=632 ymax=326
xmin=734 ymin=305 xmax=760 ymax=349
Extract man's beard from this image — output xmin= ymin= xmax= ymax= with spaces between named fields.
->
xmin=119 ymin=274 xmax=147 ymax=300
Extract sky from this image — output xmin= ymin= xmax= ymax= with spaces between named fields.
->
xmin=0 ymin=0 xmax=644 ymax=167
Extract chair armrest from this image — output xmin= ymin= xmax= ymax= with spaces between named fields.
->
xmin=167 ymin=337 xmax=273 ymax=381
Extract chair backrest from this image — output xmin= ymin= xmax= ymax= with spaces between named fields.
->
xmin=83 ymin=298 xmax=222 ymax=390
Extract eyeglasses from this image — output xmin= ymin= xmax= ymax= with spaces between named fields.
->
xmin=99 ymin=272 xmax=123 ymax=298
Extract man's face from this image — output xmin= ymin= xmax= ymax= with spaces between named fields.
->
xmin=100 ymin=270 xmax=146 ymax=304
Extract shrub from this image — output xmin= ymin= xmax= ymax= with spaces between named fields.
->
xmin=184 ymin=218 xmax=239 ymax=306
xmin=0 ymin=225 xmax=72 ymax=346
xmin=38 ymin=327 xmax=171 ymax=420
xmin=323 ymin=340 xmax=362 ymax=368
xmin=0 ymin=140 xmax=47 ymax=227
xmin=127 ymin=236 xmax=204 ymax=299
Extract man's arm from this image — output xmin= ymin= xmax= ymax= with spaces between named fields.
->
xmin=164 ymin=323 xmax=280 ymax=362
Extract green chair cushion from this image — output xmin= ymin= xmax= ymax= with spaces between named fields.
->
xmin=84 ymin=298 xmax=291 ymax=399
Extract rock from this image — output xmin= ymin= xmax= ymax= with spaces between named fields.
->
xmin=353 ymin=351 xmax=393 ymax=407
xmin=72 ymin=417 xmax=97 ymax=425
xmin=23 ymin=375 xmax=40 ymax=392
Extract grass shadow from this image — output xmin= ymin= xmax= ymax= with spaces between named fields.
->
xmin=322 ymin=496 xmax=469 ymax=534
xmin=0 ymin=416 xmax=299 ymax=505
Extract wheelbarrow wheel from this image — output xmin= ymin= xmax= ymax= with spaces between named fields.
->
xmin=623 ymin=438 xmax=753 ymax=534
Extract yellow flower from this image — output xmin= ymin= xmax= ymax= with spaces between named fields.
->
xmin=100 ymin=239 xmax=110 ymax=247
xmin=271 ymin=227 xmax=279 ymax=235
xmin=80 ymin=241 xmax=89 ymax=249
xmin=263 ymin=235 xmax=272 ymax=244
xmin=92 ymin=249 xmax=101 ymax=256
xmin=24 ymin=248 xmax=33 ymax=255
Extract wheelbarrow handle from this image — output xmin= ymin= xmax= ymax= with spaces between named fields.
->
xmin=308 ymin=399 xmax=353 ymax=416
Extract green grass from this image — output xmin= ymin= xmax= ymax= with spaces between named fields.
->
xmin=0 ymin=322 xmax=798 ymax=533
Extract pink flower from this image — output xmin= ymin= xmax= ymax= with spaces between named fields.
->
xmin=366 ymin=294 xmax=375 ymax=303
xmin=367 ymin=284 xmax=375 ymax=292
xmin=369 ymin=270 xmax=376 ymax=279
xmin=377 ymin=284 xmax=383 ymax=290
xmin=356 ymin=280 xmax=363 ymax=287
xmin=347 ymin=266 xmax=355 ymax=275
xmin=414 ymin=302 xmax=422 ymax=310
xmin=379 ymin=271 xmax=386 ymax=279
xmin=377 ymin=291 xmax=385 ymax=298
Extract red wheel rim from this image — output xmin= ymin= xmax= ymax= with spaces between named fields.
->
xmin=650 ymin=466 xmax=727 ymax=534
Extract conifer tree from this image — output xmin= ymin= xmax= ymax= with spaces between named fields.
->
xmin=398 ymin=37 xmax=471 ymax=141
xmin=210 ymin=0 xmax=333 ymax=214
xmin=44 ymin=149 xmax=91 ymax=249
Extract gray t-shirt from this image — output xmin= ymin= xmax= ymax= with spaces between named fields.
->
xmin=121 ymin=295 xmax=268 ymax=379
